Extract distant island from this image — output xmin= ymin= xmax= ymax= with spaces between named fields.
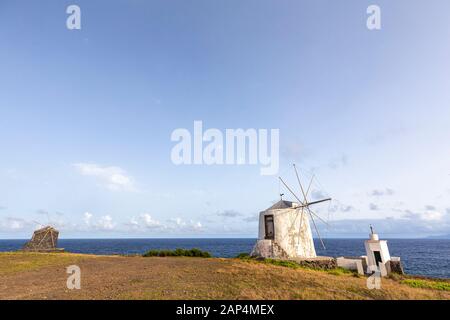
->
xmin=426 ymin=234 xmax=450 ymax=239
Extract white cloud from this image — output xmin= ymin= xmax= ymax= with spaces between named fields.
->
xmin=243 ymin=214 xmax=259 ymax=222
xmin=167 ymin=217 xmax=203 ymax=233
xmin=128 ymin=213 xmax=163 ymax=231
xmin=97 ymin=215 xmax=116 ymax=230
xmin=2 ymin=217 xmax=27 ymax=230
xmin=140 ymin=213 xmax=161 ymax=228
xmin=169 ymin=217 xmax=184 ymax=227
xmin=420 ymin=210 xmax=443 ymax=221
xmin=329 ymin=203 xmax=354 ymax=213
xmin=311 ymin=190 xmax=327 ymax=200
xmin=81 ymin=212 xmax=116 ymax=231
xmin=73 ymin=163 xmax=136 ymax=192
xmin=124 ymin=215 xmax=203 ymax=234
xmin=321 ymin=206 xmax=450 ymax=237
xmin=194 ymin=221 xmax=202 ymax=229
xmin=83 ymin=212 xmax=93 ymax=225
xmin=217 ymin=210 xmax=242 ymax=218
xmin=403 ymin=209 xmax=445 ymax=222
xmin=0 ymin=217 xmax=44 ymax=232
xmin=370 ymin=188 xmax=395 ymax=197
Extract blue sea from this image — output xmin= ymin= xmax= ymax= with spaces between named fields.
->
xmin=0 ymin=238 xmax=448 ymax=279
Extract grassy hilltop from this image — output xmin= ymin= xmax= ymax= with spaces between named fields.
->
xmin=0 ymin=252 xmax=448 ymax=300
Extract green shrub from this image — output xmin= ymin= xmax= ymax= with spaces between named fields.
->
xmin=263 ymin=259 xmax=300 ymax=269
xmin=142 ymin=248 xmax=211 ymax=258
xmin=143 ymin=250 xmax=160 ymax=257
xmin=259 ymin=258 xmax=356 ymax=275
xmin=236 ymin=253 xmax=251 ymax=259
xmin=174 ymin=248 xmax=186 ymax=256
xmin=325 ymin=267 xmax=354 ymax=276
xmin=387 ymin=273 xmax=404 ymax=281
xmin=401 ymin=279 xmax=450 ymax=291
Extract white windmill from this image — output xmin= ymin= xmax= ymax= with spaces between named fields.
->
xmin=251 ymin=164 xmax=331 ymax=259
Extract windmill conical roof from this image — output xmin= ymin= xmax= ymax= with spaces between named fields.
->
xmin=266 ymin=200 xmax=297 ymax=211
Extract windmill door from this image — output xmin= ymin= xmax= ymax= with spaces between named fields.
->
xmin=374 ymin=251 xmax=383 ymax=266
xmin=264 ymin=215 xmax=275 ymax=240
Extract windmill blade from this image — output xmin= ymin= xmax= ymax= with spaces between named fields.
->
xmin=298 ymin=207 xmax=305 ymax=230
xmin=278 ymin=177 xmax=305 ymax=206
xmin=279 ymin=175 xmax=328 ymax=227
xmin=307 ymin=208 xmax=326 ymax=250
xmin=302 ymin=198 xmax=332 ymax=207
xmin=305 ymin=175 xmax=315 ymax=198
xmin=307 ymin=207 xmax=330 ymax=227
xmin=293 ymin=165 xmax=331 ymax=208
xmin=293 ymin=164 xmax=308 ymax=204
xmin=279 ymin=176 xmax=308 ymax=232
xmin=292 ymin=165 xmax=311 ymax=232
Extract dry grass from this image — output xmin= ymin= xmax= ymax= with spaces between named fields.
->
xmin=0 ymin=252 xmax=92 ymax=275
xmin=0 ymin=252 xmax=448 ymax=300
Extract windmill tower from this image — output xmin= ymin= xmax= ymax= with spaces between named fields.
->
xmin=251 ymin=164 xmax=331 ymax=259
xmin=21 ymin=213 xmax=64 ymax=252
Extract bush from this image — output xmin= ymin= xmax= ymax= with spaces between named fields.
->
xmin=401 ymin=279 xmax=450 ymax=291
xmin=142 ymin=248 xmax=211 ymax=258
xmin=325 ymin=267 xmax=354 ymax=276
xmin=236 ymin=253 xmax=251 ymax=259
xmin=387 ymin=273 xmax=404 ymax=281
xmin=264 ymin=259 xmax=300 ymax=269
xmin=143 ymin=249 xmax=160 ymax=257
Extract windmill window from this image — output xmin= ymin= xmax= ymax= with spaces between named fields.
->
xmin=264 ymin=215 xmax=275 ymax=240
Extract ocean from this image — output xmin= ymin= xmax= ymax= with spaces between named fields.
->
xmin=0 ymin=238 xmax=448 ymax=279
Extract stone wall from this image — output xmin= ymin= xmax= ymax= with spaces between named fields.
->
xmin=389 ymin=260 xmax=405 ymax=275
xmin=295 ymin=258 xmax=337 ymax=270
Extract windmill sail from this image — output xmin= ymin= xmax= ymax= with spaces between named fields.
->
xmin=278 ymin=164 xmax=331 ymax=250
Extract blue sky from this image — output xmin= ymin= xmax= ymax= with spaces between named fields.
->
xmin=1 ymin=0 xmax=449 ymax=238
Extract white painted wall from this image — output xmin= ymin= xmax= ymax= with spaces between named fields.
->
xmin=364 ymin=234 xmax=391 ymax=276
xmin=336 ymin=257 xmax=364 ymax=275
xmin=254 ymin=207 xmax=316 ymax=258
